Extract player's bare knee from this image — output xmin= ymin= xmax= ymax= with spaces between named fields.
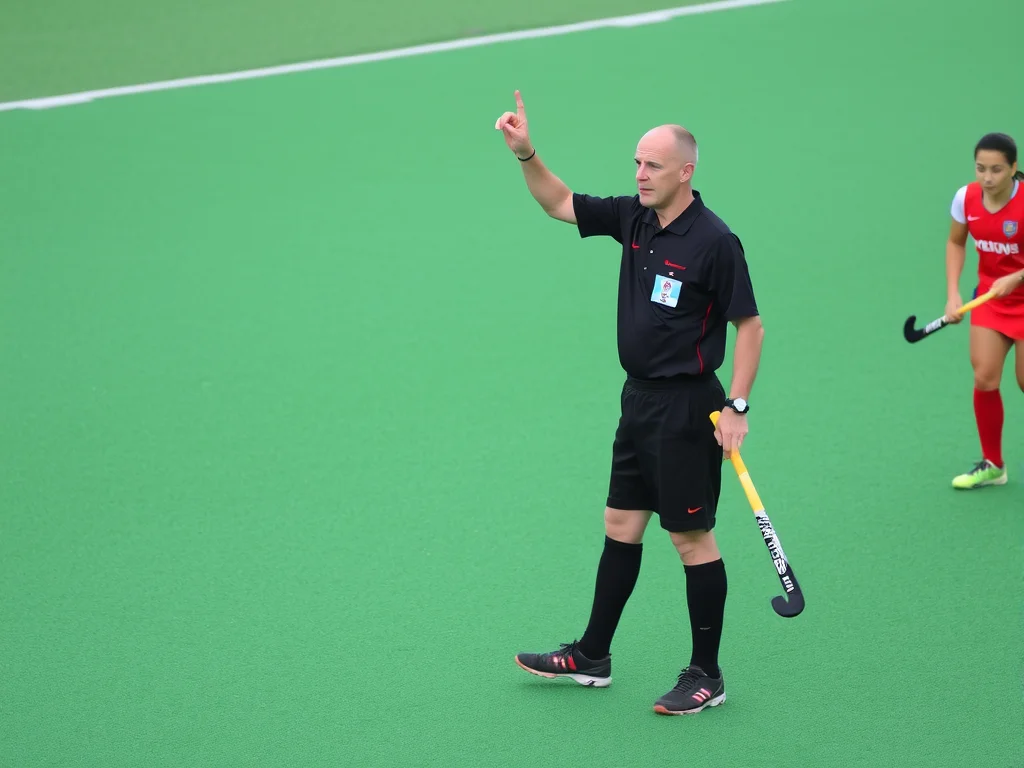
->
xmin=669 ymin=530 xmax=720 ymax=566
xmin=973 ymin=370 xmax=1001 ymax=390
xmin=604 ymin=507 xmax=650 ymax=544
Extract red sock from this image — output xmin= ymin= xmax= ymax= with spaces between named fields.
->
xmin=973 ymin=388 xmax=1004 ymax=467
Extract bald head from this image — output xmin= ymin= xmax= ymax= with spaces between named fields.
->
xmin=668 ymin=125 xmax=698 ymax=165
xmin=638 ymin=124 xmax=698 ymax=167
xmin=634 ymin=124 xmax=699 ymax=215
xmin=643 ymin=125 xmax=692 ymax=164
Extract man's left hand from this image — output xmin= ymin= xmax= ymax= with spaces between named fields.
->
xmin=714 ymin=408 xmax=748 ymax=458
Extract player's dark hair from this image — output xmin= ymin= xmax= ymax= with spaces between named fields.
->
xmin=975 ymin=132 xmax=1024 ymax=180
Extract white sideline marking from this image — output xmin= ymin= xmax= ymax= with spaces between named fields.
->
xmin=0 ymin=0 xmax=788 ymax=113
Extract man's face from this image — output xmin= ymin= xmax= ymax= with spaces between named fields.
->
xmin=635 ymin=130 xmax=693 ymax=209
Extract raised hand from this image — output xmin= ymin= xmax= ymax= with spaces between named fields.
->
xmin=494 ymin=90 xmax=533 ymax=158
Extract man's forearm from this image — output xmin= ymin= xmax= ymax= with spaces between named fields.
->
xmin=729 ymin=316 xmax=764 ymax=400
xmin=519 ymin=150 xmax=572 ymax=215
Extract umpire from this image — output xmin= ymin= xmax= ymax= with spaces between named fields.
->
xmin=495 ymin=90 xmax=764 ymax=716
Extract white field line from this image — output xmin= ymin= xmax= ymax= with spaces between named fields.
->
xmin=0 ymin=0 xmax=788 ymax=112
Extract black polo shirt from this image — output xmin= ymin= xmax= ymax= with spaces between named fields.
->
xmin=572 ymin=190 xmax=758 ymax=380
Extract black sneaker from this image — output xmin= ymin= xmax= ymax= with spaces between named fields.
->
xmin=652 ymin=665 xmax=726 ymax=715
xmin=514 ymin=640 xmax=612 ymax=687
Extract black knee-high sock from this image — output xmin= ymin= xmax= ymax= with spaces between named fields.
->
xmin=684 ymin=558 xmax=727 ymax=677
xmin=577 ymin=536 xmax=643 ymax=659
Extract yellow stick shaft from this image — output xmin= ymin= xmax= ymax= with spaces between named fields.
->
xmin=710 ymin=410 xmax=764 ymax=513
xmin=958 ymin=290 xmax=995 ymax=316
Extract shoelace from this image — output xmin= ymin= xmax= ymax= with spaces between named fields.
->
xmin=549 ymin=641 xmax=579 ymax=661
xmin=672 ymin=668 xmax=703 ymax=691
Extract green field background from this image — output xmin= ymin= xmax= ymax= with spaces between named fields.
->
xmin=2 ymin=0 xmax=1023 ymax=766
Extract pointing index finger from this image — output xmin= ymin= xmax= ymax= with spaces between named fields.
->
xmin=515 ymin=89 xmax=525 ymax=117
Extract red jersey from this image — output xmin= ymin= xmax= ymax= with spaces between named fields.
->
xmin=951 ymin=179 xmax=1024 ymax=307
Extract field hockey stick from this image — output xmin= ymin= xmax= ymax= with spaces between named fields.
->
xmin=710 ymin=411 xmax=804 ymax=618
xmin=903 ymin=290 xmax=995 ymax=343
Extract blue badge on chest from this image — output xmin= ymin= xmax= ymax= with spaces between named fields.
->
xmin=1004 ymin=220 xmax=1018 ymax=238
xmin=651 ymin=274 xmax=682 ymax=307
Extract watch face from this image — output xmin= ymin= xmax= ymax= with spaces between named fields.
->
xmin=733 ymin=398 xmax=747 ymax=411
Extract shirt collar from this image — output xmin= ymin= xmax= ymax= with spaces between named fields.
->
xmin=641 ymin=189 xmax=705 ymax=234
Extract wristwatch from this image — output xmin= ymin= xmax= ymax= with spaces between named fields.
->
xmin=724 ymin=397 xmax=749 ymax=414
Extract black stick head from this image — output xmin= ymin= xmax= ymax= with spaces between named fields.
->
xmin=903 ymin=315 xmax=924 ymax=343
xmin=904 ymin=313 xmax=949 ymax=343
xmin=771 ymin=590 xmax=805 ymax=618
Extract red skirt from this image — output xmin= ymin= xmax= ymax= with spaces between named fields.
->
xmin=971 ymin=298 xmax=1024 ymax=340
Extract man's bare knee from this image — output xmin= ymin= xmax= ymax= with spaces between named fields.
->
xmin=669 ymin=529 xmax=721 ymax=566
xmin=604 ymin=507 xmax=652 ymax=544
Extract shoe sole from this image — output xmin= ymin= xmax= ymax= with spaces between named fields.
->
xmin=653 ymin=692 xmax=726 ymax=715
xmin=514 ymin=656 xmax=611 ymax=687
xmin=953 ymin=471 xmax=1008 ymax=489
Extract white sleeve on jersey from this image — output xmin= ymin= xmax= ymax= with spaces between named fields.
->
xmin=950 ymin=185 xmax=967 ymax=223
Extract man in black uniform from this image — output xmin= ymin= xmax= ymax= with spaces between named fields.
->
xmin=495 ymin=90 xmax=764 ymax=716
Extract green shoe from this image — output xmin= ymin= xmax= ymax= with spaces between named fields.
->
xmin=952 ymin=459 xmax=1007 ymax=489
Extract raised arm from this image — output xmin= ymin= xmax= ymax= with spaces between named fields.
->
xmin=495 ymin=90 xmax=575 ymax=224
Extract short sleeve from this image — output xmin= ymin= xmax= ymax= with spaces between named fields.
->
xmin=572 ymin=193 xmax=636 ymax=244
xmin=950 ymin=185 xmax=967 ymax=224
xmin=707 ymin=233 xmax=759 ymax=320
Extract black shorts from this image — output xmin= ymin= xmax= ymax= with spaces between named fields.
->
xmin=606 ymin=374 xmax=726 ymax=533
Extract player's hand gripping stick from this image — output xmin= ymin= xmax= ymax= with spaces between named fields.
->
xmin=903 ymin=290 xmax=995 ymax=343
